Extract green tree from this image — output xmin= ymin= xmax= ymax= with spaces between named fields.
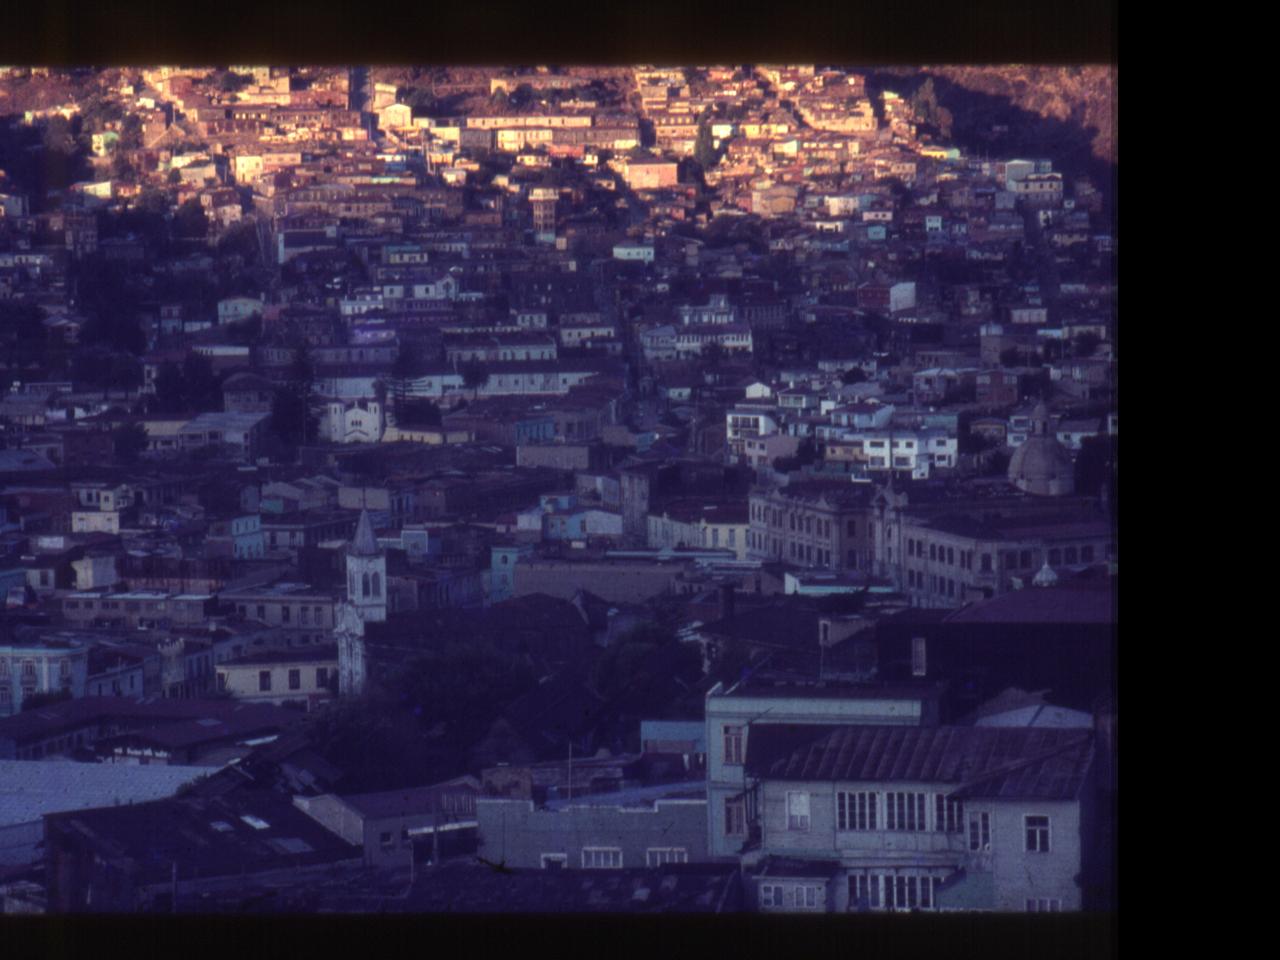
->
xmin=841 ymin=366 xmax=867 ymax=384
xmin=694 ymin=111 xmax=718 ymax=171
xmin=181 ymin=352 xmax=221 ymax=411
xmin=119 ymin=113 xmax=143 ymax=150
xmin=1074 ymin=332 xmax=1101 ymax=357
xmin=396 ymin=398 xmax=441 ymax=428
xmin=391 ymin=339 xmax=428 ymax=408
xmin=173 ymin=198 xmax=208 ymax=239
xmin=269 ymin=386 xmax=317 ymax=452
xmin=112 ymin=421 xmax=149 ymax=464
xmin=461 ymin=360 xmax=488 ymax=400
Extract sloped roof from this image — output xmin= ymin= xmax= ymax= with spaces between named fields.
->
xmin=349 ymin=509 xmax=379 ymax=557
xmin=745 ymin=724 xmax=1093 ymax=801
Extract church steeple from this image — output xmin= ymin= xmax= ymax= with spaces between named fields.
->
xmin=346 ymin=509 xmax=386 ymax=623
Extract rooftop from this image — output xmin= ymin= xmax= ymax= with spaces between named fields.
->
xmin=744 ymin=724 xmax=1094 ymax=801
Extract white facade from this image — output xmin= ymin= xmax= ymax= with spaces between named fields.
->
xmin=322 ymin=399 xmax=385 ymax=444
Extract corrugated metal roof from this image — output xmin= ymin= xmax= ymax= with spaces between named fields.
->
xmin=0 ymin=759 xmax=204 ymax=827
xmin=745 ymin=725 xmax=1092 ymax=801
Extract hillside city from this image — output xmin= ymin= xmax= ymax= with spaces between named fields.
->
xmin=0 ymin=65 xmax=1115 ymax=915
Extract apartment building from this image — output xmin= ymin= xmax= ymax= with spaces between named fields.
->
xmin=747 ymin=481 xmax=876 ymax=572
xmin=744 ymin=724 xmax=1097 ymax=913
xmin=705 ymin=679 xmax=942 ymax=860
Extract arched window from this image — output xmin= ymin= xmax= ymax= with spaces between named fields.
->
xmin=362 ymin=573 xmax=371 ymax=598
xmin=371 ymin=572 xmax=381 ymax=597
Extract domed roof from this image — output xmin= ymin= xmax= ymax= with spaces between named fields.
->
xmin=1007 ymin=404 xmax=1075 ymax=496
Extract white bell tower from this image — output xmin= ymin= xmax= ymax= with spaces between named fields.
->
xmin=346 ymin=508 xmax=387 ymax=624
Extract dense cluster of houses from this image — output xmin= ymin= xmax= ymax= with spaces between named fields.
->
xmin=0 ymin=64 xmax=1114 ymax=915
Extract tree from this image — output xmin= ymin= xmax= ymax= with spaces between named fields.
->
xmin=461 ymin=360 xmax=488 ymax=400
xmin=225 ymin=313 xmax=263 ymax=346
xmin=841 ymin=366 xmax=867 ymax=384
xmin=119 ymin=113 xmax=143 ymax=150
xmin=694 ymin=111 xmax=718 ymax=171
xmin=181 ymin=352 xmax=221 ymax=411
xmin=112 ymin=422 xmax=149 ymax=464
xmin=1074 ymin=332 xmax=1101 ymax=357
xmin=173 ymin=198 xmax=208 ymax=240
xmin=396 ymin=398 xmax=442 ymax=428
xmin=269 ymin=386 xmax=317 ymax=453
xmin=391 ymin=339 xmax=427 ymax=408
xmin=217 ymin=71 xmax=253 ymax=93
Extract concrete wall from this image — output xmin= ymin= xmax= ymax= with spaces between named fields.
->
xmin=477 ymin=797 xmax=708 ymax=870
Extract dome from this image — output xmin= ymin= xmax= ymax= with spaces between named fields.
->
xmin=1007 ymin=404 xmax=1075 ymax=496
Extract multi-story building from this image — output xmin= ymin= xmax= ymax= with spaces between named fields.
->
xmin=894 ymin=509 xmax=1115 ymax=609
xmin=743 ymin=724 xmax=1098 ymax=913
xmin=215 ymin=645 xmax=338 ymax=711
xmin=726 ymin=405 xmax=782 ymax=464
xmin=0 ymin=635 xmax=89 ymax=717
xmin=221 ymin=582 xmax=339 ymax=644
xmin=705 ymin=679 xmax=943 ymax=861
xmin=747 ymin=481 xmax=876 ymax=572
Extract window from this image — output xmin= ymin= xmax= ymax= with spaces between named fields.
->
xmin=760 ymin=884 xmax=784 ymax=908
xmin=787 ymin=791 xmax=810 ymax=831
xmin=258 ymin=671 xmax=272 ymax=692
xmin=288 ymin=669 xmax=301 ymax=691
xmin=540 ymin=854 xmax=568 ymax=870
xmin=281 ymin=605 xmax=291 ymax=623
xmin=725 ymin=798 xmax=747 ymax=836
xmin=646 ymin=847 xmax=688 ymax=866
xmin=837 ymin=791 xmax=878 ymax=831
xmin=912 ymin=637 xmax=927 ymax=677
xmin=885 ymin=792 xmax=926 ymax=831
xmin=981 ymin=554 xmax=992 ymax=572
xmin=723 ymin=725 xmax=744 ymax=765
xmin=1025 ymin=815 xmax=1050 ymax=852
xmin=256 ymin=605 xmax=266 ymax=620
xmin=380 ymin=831 xmax=394 ymax=848
xmin=317 ymin=668 xmax=329 ymax=688
xmin=935 ymin=795 xmax=963 ymax=833
xmin=969 ymin=811 xmax=991 ymax=851
xmin=1081 ymin=545 xmax=1094 ymax=562
xmin=1048 ymin=549 xmax=1062 ymax=566
xmin=847 ymin=520 xmax=856 ymax=536
xmin=796 ymin=885 xmax=822 ymax=908
xmin=582 ymin=847 xmax=623 ymax=869
xmin=1026 ymin=898 xmax=1062 ymax=912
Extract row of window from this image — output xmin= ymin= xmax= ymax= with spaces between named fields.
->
xmin=850 ymin=872 xmax=938 ymax=911
xmin=760 ymin=883 xmax=825 ymax=909
xmin=835 ymin=791 xmax=962 ymax=833
xmin=770 ymin=793 xmax=1048 ymax=853
xmin=253 ymin=667 xmax=331 ymax=692
xmin=560 ymin=847 xmax=688 ymax=869
xmin=237 ymin=603 xmax=329 ymax=624
xmin=752 ymin=504 xmax=859 ymax=540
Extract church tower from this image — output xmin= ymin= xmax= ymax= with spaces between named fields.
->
xmin=337 ymin=509 xmax=384 ymax=696
xmin=346 ymin=508 xmax=387 ymax=624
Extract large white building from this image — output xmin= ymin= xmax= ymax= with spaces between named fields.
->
xmin=743 ymin=724 xmax=1098 ymax=913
